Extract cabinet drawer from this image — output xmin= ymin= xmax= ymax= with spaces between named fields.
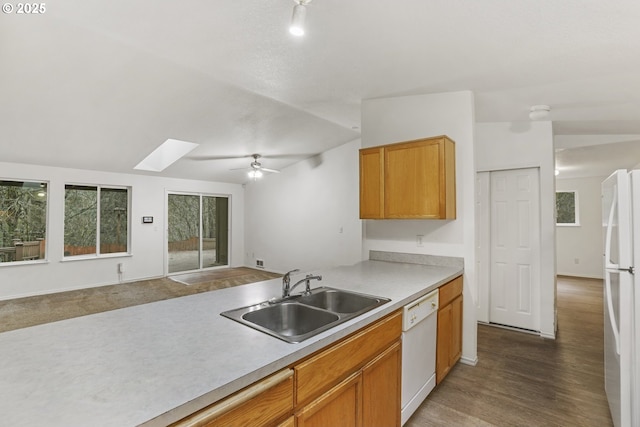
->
xmin=172 ymin=369 xmax=293 ymax=427
xmin=439 ymin=276 xmax=462 ymax=308
xmin=295 ymin=310 xmax=402 ymax=406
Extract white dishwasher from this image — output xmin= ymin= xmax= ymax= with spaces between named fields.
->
xmin=401 ymin=288 xmax=439 ymax=425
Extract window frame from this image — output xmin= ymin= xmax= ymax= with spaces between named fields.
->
xmin=63 ymin=183 xmax=131 ymax=259
xmin=555 ymin=190 xmax=580 ymax=227
xmin=0 ymin=178 xmax=49 ymax=265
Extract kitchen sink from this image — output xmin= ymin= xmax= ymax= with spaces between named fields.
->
xmin=242 ymin=302 xmax=339 ymax=339
xmin=221 ymin=287 xmax=390 ymax=343
xmin=297 ymin=288 xmax=385 ymax=314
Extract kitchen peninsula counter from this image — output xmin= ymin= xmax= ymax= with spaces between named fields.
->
xmin=0 ymin=256 xmax=462 ymax=426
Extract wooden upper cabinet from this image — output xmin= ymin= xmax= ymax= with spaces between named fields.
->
xmin=359 ymin=136 xmax=456 ymax=219
xmin=359 ymin=147 xmax=384 ymax=219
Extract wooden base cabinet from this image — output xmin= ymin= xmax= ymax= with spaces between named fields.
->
xmin=170 ymin=369 xmax=294 ymax=427
xmin=173 ymin=311 xmax=403 ymax=427
xmin=362 ymin=341 xmax=402 ymax=427
xmin=359 ymin=136 xmax=456 ymax=220
xmin=436 ymin=277 xmax=463 ymax=384
xmin=296 ymin=373 xmax=362 ymax=427
xmin=295 ymin=311 xmax=402 ymax=427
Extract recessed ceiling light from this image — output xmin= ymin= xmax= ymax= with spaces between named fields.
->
xmin=134 ymin=139 xmax=199 ymax=172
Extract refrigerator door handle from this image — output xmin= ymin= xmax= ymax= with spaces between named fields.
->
xmin=605 ymin=271 xmax=621 ymax=356
xmin=604 ymin=189 xmax=621 ymax=356
xmin=605 ymin=189 xmax=617 ymax=267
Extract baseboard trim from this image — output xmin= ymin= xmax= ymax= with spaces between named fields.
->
xmin=460 ymin=355 xmax=478 ymax=366
xmin=540 ymin=331 xmax=556 ymax=340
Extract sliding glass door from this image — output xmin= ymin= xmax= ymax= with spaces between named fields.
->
xmin=167 ymin=193 xmax=229 ymax=274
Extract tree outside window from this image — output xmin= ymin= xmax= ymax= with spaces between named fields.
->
xmin=0 ymin=180 xmax=47 ymax=263
xmin=556 ymin=191 xmax=579 ymax=226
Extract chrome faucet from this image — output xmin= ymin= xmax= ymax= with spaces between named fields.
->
xmin=282 ymin=269 xmax=300 ymax=298
xmin=289 ymin=274 xmax=322 ymax=296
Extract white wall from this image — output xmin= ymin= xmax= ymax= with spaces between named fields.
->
xmin=475 ymin=121 xmax=556 ymax=338
xmin=0 ymin=161 xmax=244 ymax=300
xmin=555 ymin=176 xmax=605 ymax=279
xmin=244 ymin=140 xmax=362 ymax=274
xmin=360 ymin=91 xmax=478 ymax=365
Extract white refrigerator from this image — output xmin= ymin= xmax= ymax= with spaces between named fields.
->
xmin=602 ymin=169 xmax=640 ymax=427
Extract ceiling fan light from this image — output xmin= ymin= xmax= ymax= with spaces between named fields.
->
xmin=289 ymin=3 xmax=306 ymax=36
xmin=248 ymin=170 xmax=263 ymax=179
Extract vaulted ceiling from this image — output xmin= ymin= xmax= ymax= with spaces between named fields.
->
xmin=2 ymin=0 xmax=639 ymax=182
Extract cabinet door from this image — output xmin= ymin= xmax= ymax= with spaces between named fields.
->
xmin=362 ymin=341 xmax=401 ymax=427
xmin=359 ymin=147 xmax=384 ymax=219
xmin=436 ymin=303 xmax=452 ymax=384
xmin=276 ymin=416 xmax=295 ymax=427
xmin=436 ymin=294 xmax=463 ymax=384
xmin=384 ymin=140 xmax=442 ymax=218
xmin=296 ymin=372 xmax=362 ymax=427
xmin=450 ymin=295 xmax=463 ymax=366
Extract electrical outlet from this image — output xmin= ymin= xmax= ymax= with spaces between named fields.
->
xmin=256 ymin=259 xmax=264 ymax=268
xmin=416 ymin=235 xmax=424 ymax=247
xmin=117 ymin=263 xmax=124 ymax=273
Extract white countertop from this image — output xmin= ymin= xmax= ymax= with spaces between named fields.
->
xmin=0 ymin=260 xmax=462 ymax=426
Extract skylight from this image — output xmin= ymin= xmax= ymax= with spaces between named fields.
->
xmin=134 ymin=139 xmax=199 ymax=172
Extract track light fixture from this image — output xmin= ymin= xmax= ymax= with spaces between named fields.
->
xmin=289 ymin=0 xmax=312 ymax=36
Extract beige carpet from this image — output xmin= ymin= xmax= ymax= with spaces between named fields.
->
xmin=0 ymin=267 xmax=281 ymax=333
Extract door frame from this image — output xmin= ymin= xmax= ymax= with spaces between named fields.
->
xmin=476 ymin=168 xmax=543 ymax=333
xmin=164 ymin=190 xmax=232 ymax=276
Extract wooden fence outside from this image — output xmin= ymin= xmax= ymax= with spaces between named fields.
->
xmin=168 ymin=237 xmax=216 ymax=252
xmin=64 ymin=243 xmax=127 ymax=256
xmin=63 ymin=237 xmax=215 ymax=256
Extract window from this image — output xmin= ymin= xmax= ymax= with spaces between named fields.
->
xmin=0 ymin=180 xmax=48 ymax=263
xmin=64 ymin=185 xmax=130 ymax=257
xmin=556 ymin=191 xmax=579 ymax=226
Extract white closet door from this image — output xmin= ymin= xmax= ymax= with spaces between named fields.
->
xmin=489 ymin=168 xmax=541 ymax=331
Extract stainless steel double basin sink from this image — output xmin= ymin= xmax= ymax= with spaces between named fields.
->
xmin=221 ymin=287 xmax=390 ymax=343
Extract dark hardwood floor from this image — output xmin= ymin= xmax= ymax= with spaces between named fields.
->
xmin=406 ymin=276 xmax=613 ymax=427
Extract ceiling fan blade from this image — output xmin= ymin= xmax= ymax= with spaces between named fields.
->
xmin=261 ymin=168 xmax=281 ymax=173
xmin=187 ymin=154 xmax=251 ymax=161
xmin=259 ymin=153 xmax=316 ymax=160
xmin=229 ymin=167 xmax=251 ymax=171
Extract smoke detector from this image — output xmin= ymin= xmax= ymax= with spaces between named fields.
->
xmin=529 ymin=105 xmax=551 ymax=120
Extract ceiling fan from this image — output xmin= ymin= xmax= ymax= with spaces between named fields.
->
xmin=231 ymin=154 xmax=281 ymax=179
xmin=188 ymin=151 xmax=318 ymax=180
